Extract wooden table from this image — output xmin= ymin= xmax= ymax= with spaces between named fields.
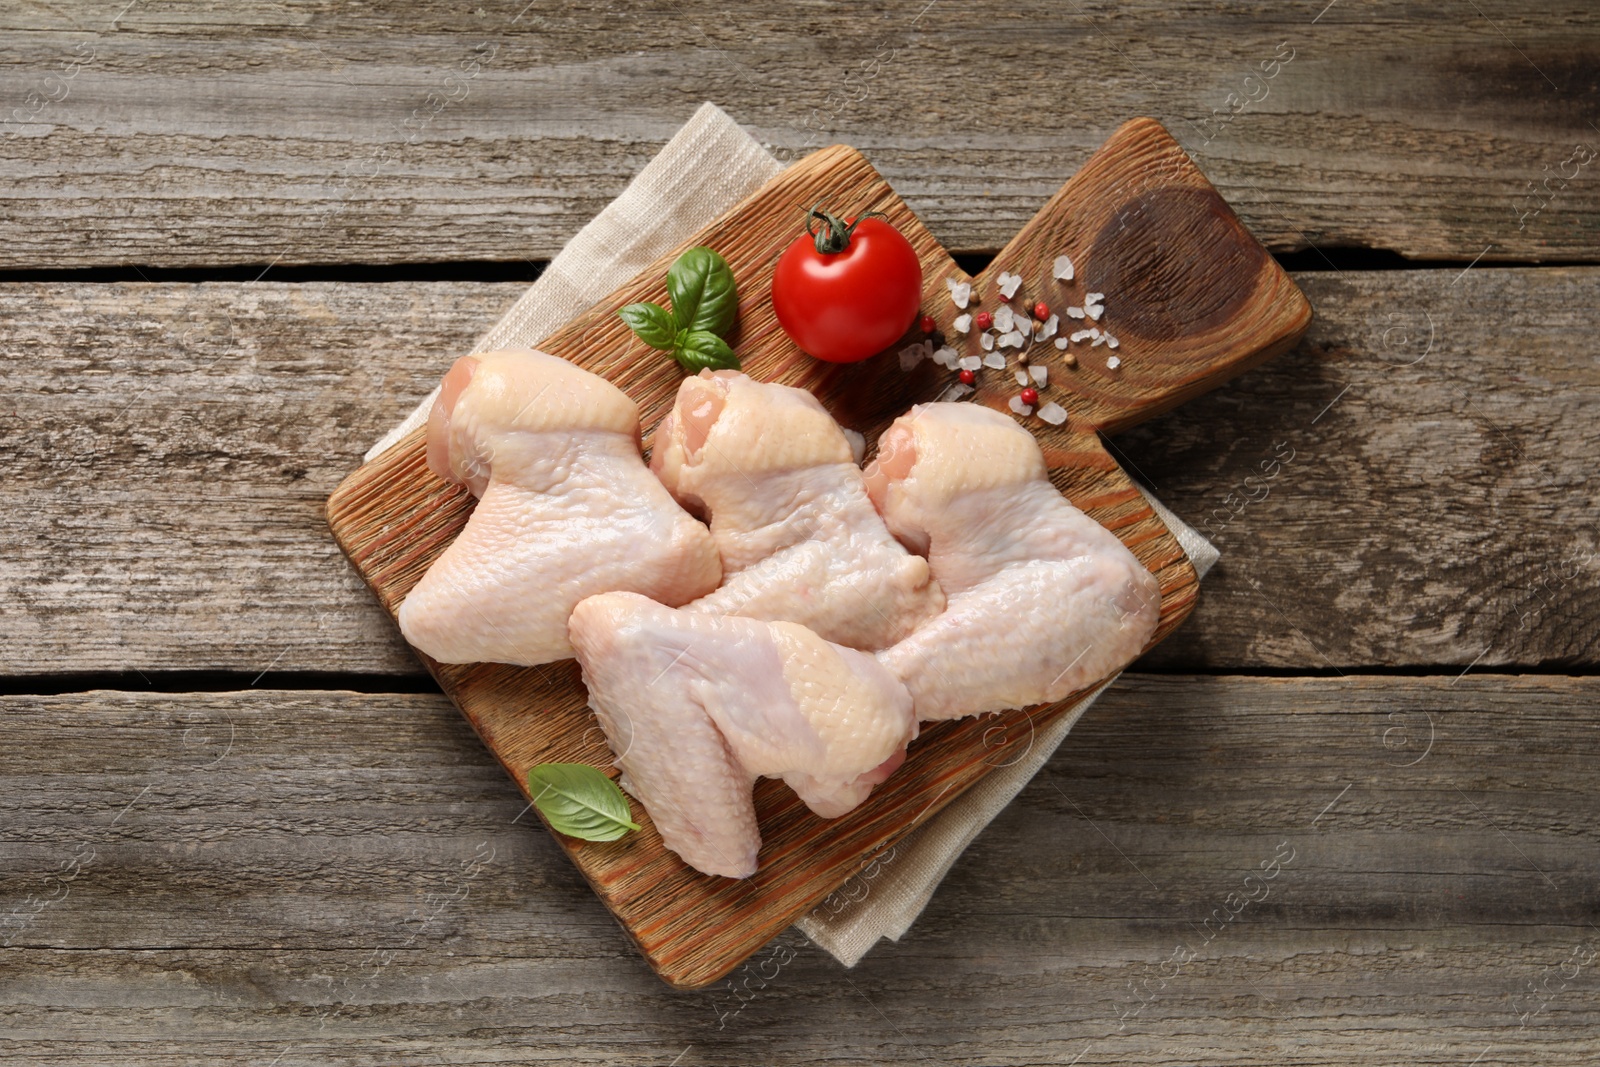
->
xmin=3 ymin=3 xmax=1597 ymax=1063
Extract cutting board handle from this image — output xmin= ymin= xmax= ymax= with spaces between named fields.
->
xmin=968 ymin=118 xmax=1312 ymax=435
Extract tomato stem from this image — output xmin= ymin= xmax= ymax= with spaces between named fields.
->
xmin=805 ymin=203 xmax=889 ymax=255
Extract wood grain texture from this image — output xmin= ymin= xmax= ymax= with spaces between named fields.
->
xmin=324 ymin=126 xmax=1307 ymax=986
xmin=3 ymin=677 xmax=1596 ymax=1063
xmin=2 ymin=267 xmax=1595 ymax=678
xmin=0 ymin=1 xmax=1596 ymax=269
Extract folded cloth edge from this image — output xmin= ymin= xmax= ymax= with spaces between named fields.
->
xmin=357 ymin=100 xmax=1220 ymax=968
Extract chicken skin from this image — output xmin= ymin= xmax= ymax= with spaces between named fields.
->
xmin=650 ymin=370 xmax=944 ymax=650
xmin=569 ymin=591 xmax=915 ymax=878
xmin=864 ymin=403 xmax=1161 ymax=721
xmin=397 ymin=349 xmax=722 ymax=666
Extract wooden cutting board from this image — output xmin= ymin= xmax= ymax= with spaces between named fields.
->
xmin=326 ymin=117 xmax=1311 ymax=989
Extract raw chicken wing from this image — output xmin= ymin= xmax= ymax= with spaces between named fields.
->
xmin=397 ymin=349 xmax=721 ymax=666
xmin=650 ymin=370 xmax=943 ymax=650
xmin=569 ymin=591 xmax=915 ymax=878
xmin=864 ymin=403 xmax=1160 ymax=720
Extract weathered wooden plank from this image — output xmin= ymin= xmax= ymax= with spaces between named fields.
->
xmin=3 ymin=268 xmax=1594 ymax=676
xmin=0 ymin=279 xmax=524 ymax=679
xmin=0 ymin=1 xmax=1596 ymax=268
xmin=2 ymin=676 xmax=1596 ymax=1063
xmin=1123 ymin=264 xmax=1600 ymax=672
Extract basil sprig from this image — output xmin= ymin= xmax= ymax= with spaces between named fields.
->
xmin=527 ymin=763 xmax=641 ymax=842
xmin=619 ymin=246 xmax=740 ymax=371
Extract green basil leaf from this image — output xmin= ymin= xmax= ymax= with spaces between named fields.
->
xmin=617 ymin=301 xmax=676 ymax=350
xmin=527 ymin=763 xmax=640 ymax=842
xmin=665 ymin=246 xmax=739 ymax=336
xmin=674 ymin=329 xmax=740 ymax=372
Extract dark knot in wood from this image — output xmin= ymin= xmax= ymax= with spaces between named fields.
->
xmin=1089 ymin=186 xmax=1266 ymax=342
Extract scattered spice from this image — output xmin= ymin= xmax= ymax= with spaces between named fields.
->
xmin=919 ymin=314 xmax=937 ymax=335
xmin=946 ymin=276 xmax=972 ymax=309
xmin=898 ymin=340 xmax=931 ymax=371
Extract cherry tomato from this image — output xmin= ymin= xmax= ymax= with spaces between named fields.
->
xmin=772 ymin=208 xmax=923 ymax=363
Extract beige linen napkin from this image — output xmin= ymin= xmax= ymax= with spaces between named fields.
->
xmin=365 ymin=101 xmax=1219 ymax=966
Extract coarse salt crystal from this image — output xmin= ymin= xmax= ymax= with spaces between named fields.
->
xmin=980 ymin=331 xmax=995 ymax=351
xmin=1070 ymin=328 xmax=1097 ymax=343
xmin=1105 ymin=334 xmax=1119 ymax=349
xmin=998 ymin=329 xmax=1024 ymax=349
xmin=933 ymin=345 xmax=959 ymax=367
xmin=1008 ymin=395 xmax=1034 ymax=416
xmin=993 ymin=305 xmax=1014 ymax=332
xmin=898 ymin=341 xmax=930 ymax=371
xmin=1106 ymin=355 xmax=1122 ymax=370
xmin=1016 ymin=316 xmax=1033 ymax=338
xmin=1029 ymin=364 xmax=1048 ymax=386
xmin=1085 ymin=303 xmax=1104 ymax=322
xmin=1014 ymin=368 xmax=1030 ymax=386
xmin=983 ymin=351 xmax=1008 ymax=370
xmin=946 ymin=276 xmax=971 ymax=308
xmin=941 ymin=381 xmax=975 ymax=401
xmin=1066 ymin=306 xmax=1085 ymax=319
xmin=1052 ymin=254 xmax=1075 ymax=281
xmin=952 ymin=313 xmax=972 ymax=334
xmin=1037 ymin=400 xmax=1067 ymax=425
xmin=997 ymin=272 xmax=1022 ymax=299
xmin=959 ymin=354 xmax=982 ymax=371
xmin=1085 ymin=292 xmax=1105 ymax=304
xmin=1091 ymin=332 xmax=1108 ymax=347
xmin=1036 ymin=313 xmax=1059 ymax=341
xmin=1054 ymin=336 xmax=1070 ymax=350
